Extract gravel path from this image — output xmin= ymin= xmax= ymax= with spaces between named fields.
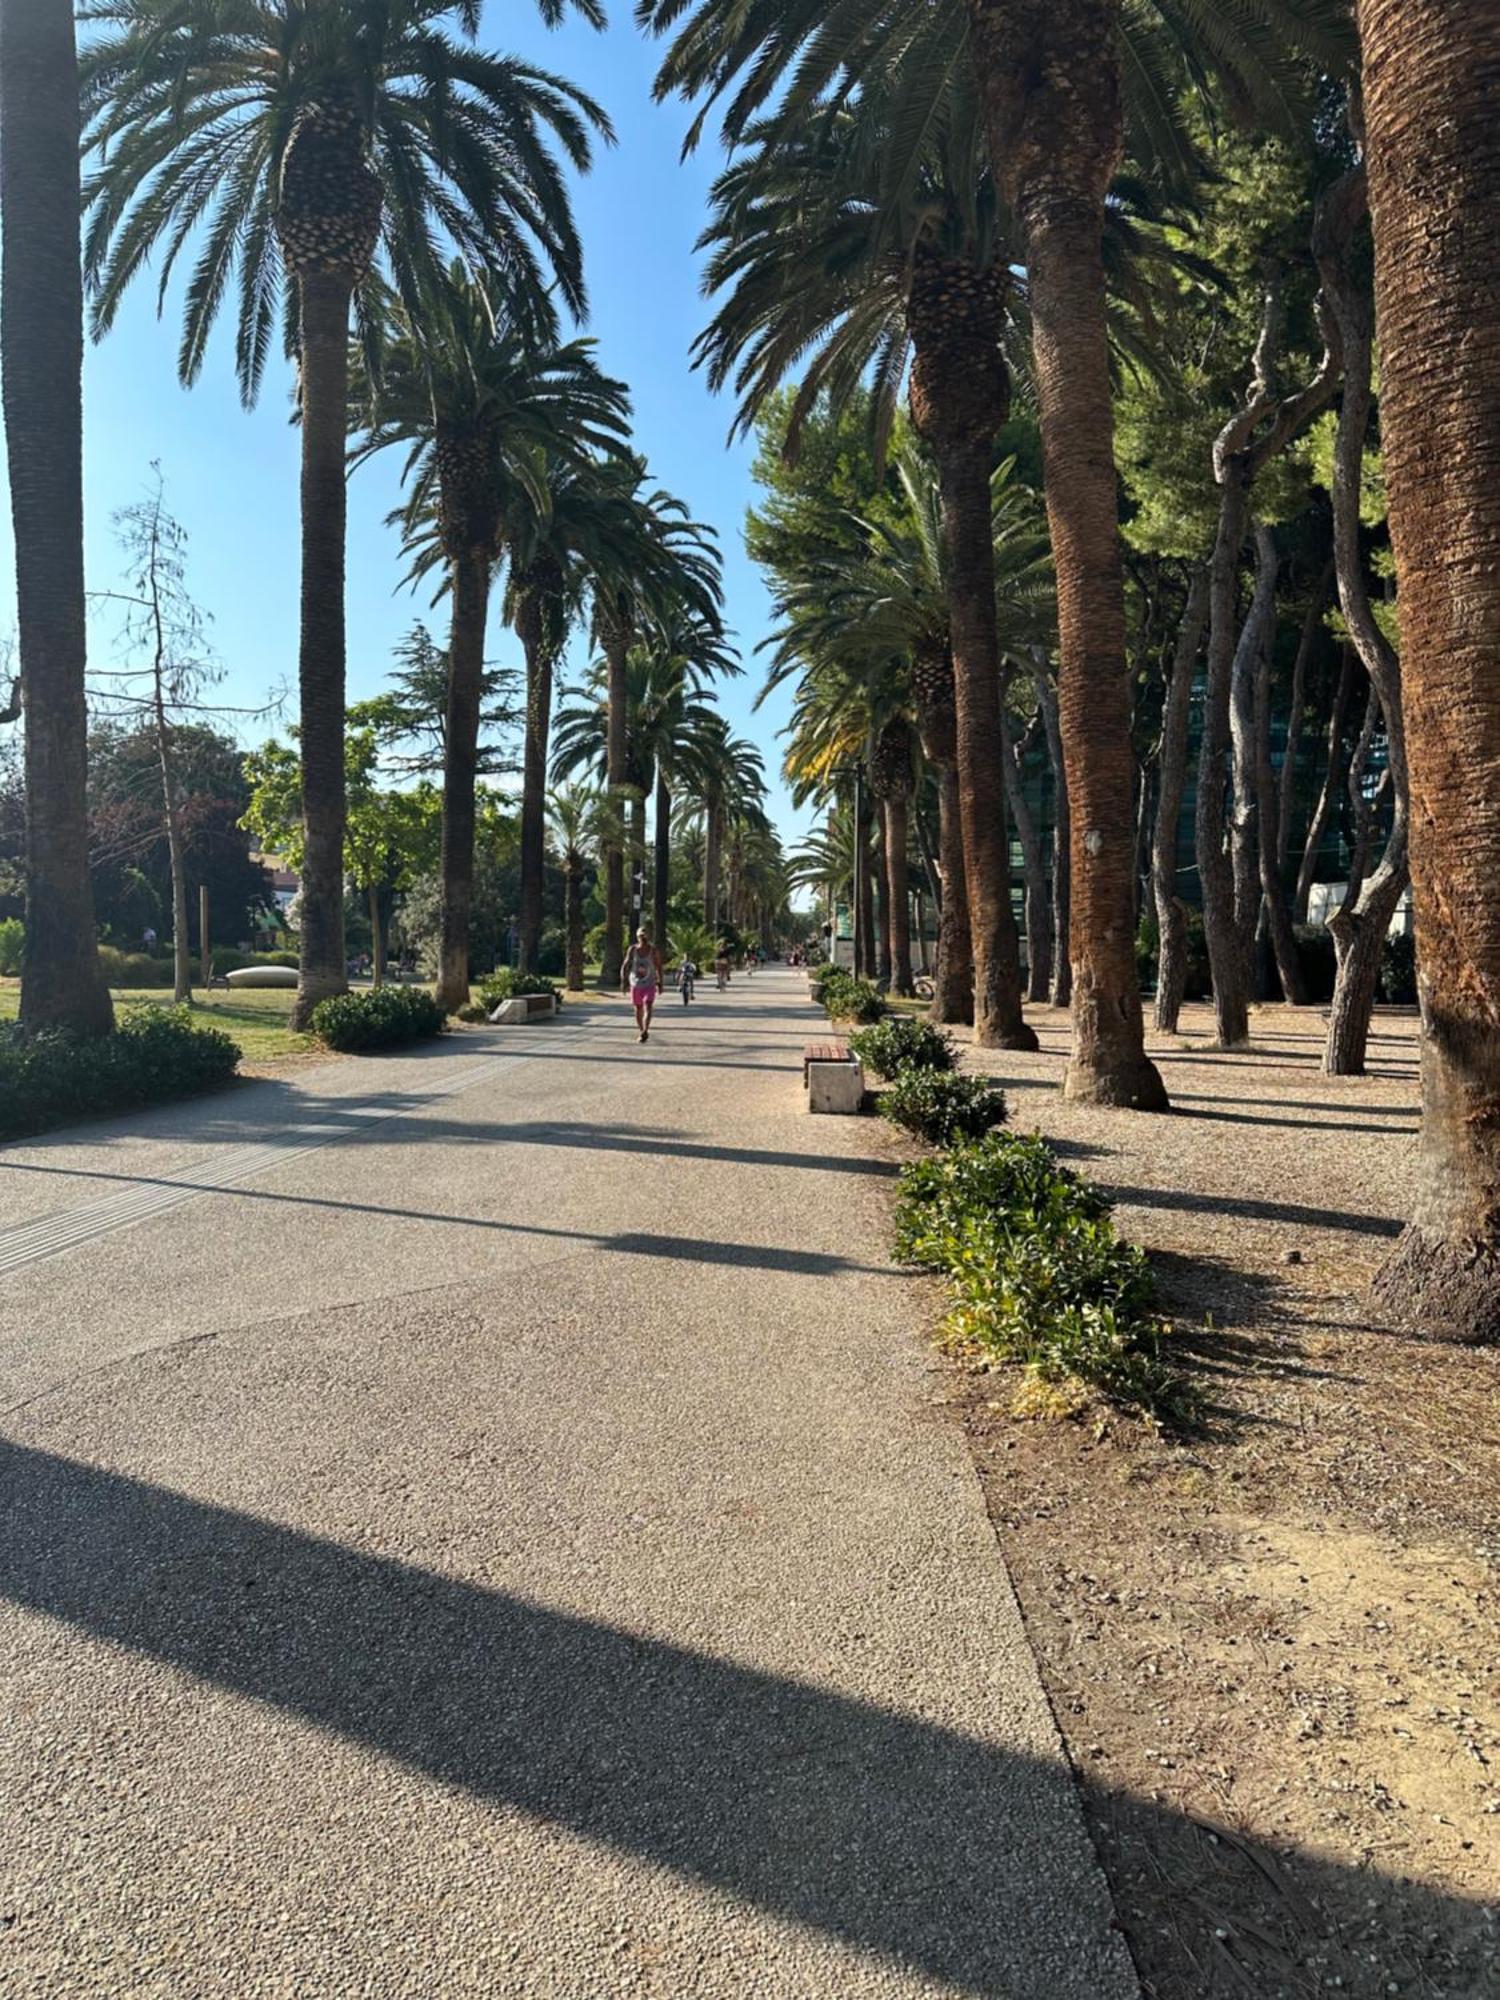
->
xmin=0 ymin=971 xmax=1136 ymax=2000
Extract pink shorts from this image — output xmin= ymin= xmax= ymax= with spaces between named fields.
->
xmin=631 ymin=982 xmax=658 ymax=1007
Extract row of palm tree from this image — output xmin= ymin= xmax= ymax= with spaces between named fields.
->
xmin=4 ymin=0 xmax=743 ymax=1043
xmin=633 ymin=0 xmax=1500 ymax=1341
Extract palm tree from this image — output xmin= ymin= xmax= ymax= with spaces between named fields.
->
xmin=1 ymin=0 xmax=113 ymax=1035
xmin=1358 ymin=0 xmax=1500 ymax=1345
xmin=642 ymin=0 xmax=1356 ymax=1096
xmin=631 ymin=616 xmax=738 ymax=950
xmin=82 ymin=0 xmax=609 ymax=1024
xmin=547 ymin=784 xmax=601 ymax=990
xmin=695 ymin=83 xmax=1038 ymax=1046
xmin=683 ymin=717 xmax=767 ymax=935
xmin=589 ymin=468 xmax=723 ymax=987
xmin=354 ymin=273 xmax=630 ymax=1007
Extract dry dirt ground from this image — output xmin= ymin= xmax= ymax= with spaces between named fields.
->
xmin=883 ymin=1001 xmax=1498 ymax=2000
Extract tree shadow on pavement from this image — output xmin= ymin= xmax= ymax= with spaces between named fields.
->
xmin=0 ymin=1440 xmax=1490 ymax=1998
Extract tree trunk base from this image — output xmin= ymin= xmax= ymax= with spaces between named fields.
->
xmin=976 ymin=1020 xmax=1040 ymax=1053
xmin=290 ymin=972 xmax=345 ymax=1033
xmin=1062 ymin=1052 xmax=1170 ymax=1110
xmin=1372 ymin=1226 xmax=1500 ymax=1347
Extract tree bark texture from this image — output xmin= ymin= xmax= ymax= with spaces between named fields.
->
xmin=1229 ymin=527 xmax=1281 ymax=983
xmin=435 ymin=546 xmax=489 ymax=1009
xmin=883 ymin=792 xmax=915 ymax=997
xmin=653 ymin=767 xmax=671 ymax=955
xmin=1001 ymin=700 xmax=1053 ymax=1003
xmin=932 ymin=763 xmax=974 ymax=1025
xmin=1358 ymin=0 xmax=1500 ymax=1341
xmin=1151 ymin=568 xmax=1209 ymax=1031
xmin=515 ymin=588 xmax=552 ymax=975
xmin=1 ymin=0 xmax=113 ymax=1036
xmin=968 ymin=0 xmax=1157 ymax=1097
xmin=872 ymin=811 xmax=893 ymax=989
xmin=1278 ymin=560 xmax=1335 ymax=880
xmin=1294 ymin=646 xmax=1356 ymax=924
xmin=600 ymin=622 xmax=629 ymax=989
xmin=1034 ymin=664 xmax=1072 ymax=1008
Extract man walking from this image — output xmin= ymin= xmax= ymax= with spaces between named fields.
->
xmin=624 ymin=927 xmax=663 ymax=1043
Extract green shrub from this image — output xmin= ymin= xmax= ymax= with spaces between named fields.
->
xmin=822 ymin=975 xmax=887 ymax=1024
xmin=478 ymin=968 xmax=562 ymax=1010
xmin=1379 ymin=931 xmax=1418 ymax=1004
xmin=1135 ymin=908 xmax=1211 ymax=1001
xmin=879 ymin=1069 xmax=1006 ymax=1146
xmin=0 ymin=916 xmax=23 ymax=976
xmin=211 ymin=948 xmax=254 ymax=975
xmin=848 ymin=1015 xmax=954 ymax=1078
xmin=892 ymin=1131 xmax=1184 ymax=1420
xmin=96 ymin=945 xmax=178 ymax=988
xmin=455 ymin=1000 xmax=489 ymax=1024
xmin=0 ymin=1006 xmax=240 ymax=1140
xmin=311 ymin=985 xmax=446 ymax=1052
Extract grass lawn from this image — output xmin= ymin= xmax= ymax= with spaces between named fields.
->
xmin=0 ymin=980 xmax=315 ymax=1064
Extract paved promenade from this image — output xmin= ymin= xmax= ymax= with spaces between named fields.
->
xmin=0 ymin=971 xmax=1137 ymax=1998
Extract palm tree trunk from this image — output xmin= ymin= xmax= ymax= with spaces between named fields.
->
xmin=853 ymin=776 xmax=875 ymax=982
xmin=704 ymin=804 xmax=722 ymax=932
xmin=1358 ymin=0 xmax=1500 ymax=1343
xmin=872 ymin=810 xmax=893 ymax=988
xmin=629 ymin=793 xmax=647 ymax=940
xmin=515 ymin=594 xmax=551 ymax=975
xmin=565 ymin=857 xmax=585 ymax=990
xmin=435 ymin=545 xmax=489 ymax=1010
xmin=601 ymin=624 xmax=628 ymax=989
xmin=653 ymin=766 xmax=671 ymax=952
xmin=931 ymin=762 xmax=974 ymax=1026
xmin=1152 ymin=568 xmax=1209 ymax=1031
xmin=289 ymin=267 xmax=353 ymax=1027
xmin=931 ymin=440 xmax=1035 ymax=1048
xmin=1035 ymin=662 xmax=1071 ymax=1009
xmin=884 ymin=792 xmax=914 ymax=997
xmin=1000 ymin=703 xmax=1052 ymax=1002
xmin=1 ymin=0 xmax=112 ymax=1036
xmin=968 ymin=0 xmax=1157 ymax=1097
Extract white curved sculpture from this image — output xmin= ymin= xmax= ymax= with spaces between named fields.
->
xmin=225 ymin=965 xmax=298 ymax=989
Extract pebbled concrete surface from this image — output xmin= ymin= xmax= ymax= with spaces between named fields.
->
xmin=0 ymin=972 xmax=1138 ymax=1998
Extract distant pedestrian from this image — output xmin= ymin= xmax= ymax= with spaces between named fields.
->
xmin=714 ymin=949 xmax=730 ymax=991
xmin=678 ymin=957 xmax=697 ymax=1005
xmin=624 ymin=928 xmax=663 ymax=1043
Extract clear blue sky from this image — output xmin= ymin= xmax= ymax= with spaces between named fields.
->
xmin=0 ymin=4 xmax=811 ymax=845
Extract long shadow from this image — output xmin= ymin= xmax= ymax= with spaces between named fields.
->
xmin=1167 ymin=1092 xmax=1418 ymax=1121
xmin=3 ymin=1441 xmax=1492 ymax=1997
xmin=1162 ymin=1103 xmax=1416 ymax=1136
xmin=1102 ymin=1181 xmax=1404 ymax=1239
xmin=0 ymin=1165 xmax=901 ymax=1273
xmin=0 ymin=1440 xmax=1118 ymax=1997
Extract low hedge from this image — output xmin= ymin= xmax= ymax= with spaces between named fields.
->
xmin=818 ymin=971 xmax=887 ymax=1024
xmin=96 ymin=945 xmax=179 ymax=988
xmin=849 ymin=1015 xmax=954 ymax=1078
xmin=0 ymin=1007 xmax=240 ymax=1140
xmin=478 ymin=969 xmax=561 ymax=1009
xmin=311 ymin=985 xmax=446 ymax=1052
xmin=893 ymin=1131 xmax=1184 ymax=1421
xmin=879 ymin=1069 xmax=1007 ymax=1147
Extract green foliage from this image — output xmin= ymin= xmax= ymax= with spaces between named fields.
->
xmin=848 ymin=1014 xmax=954 ymax=1078
xmin=818 ymin=970 xmax=887 ymax=1024
xmin=478 ymin=969 xmax=562 ymax=1008
xmin=310 ymin=986 xmax=446 ymax=1052
xmin=456 ymin=1001 xmax=491 ymax=1023
xmin=0 ymin=1007 xmax=239 ymax=1140
xmin=892 ymin=1133 xmax=1184 ymax=1421
xmin=0 ymin=917 xmax=23 ymax=976
xmin=879 ymin=1070 xmax=1007 ymax=1147
xmin=1135 ymin=909 xmax=1211 ymax=1001
xmin=96 ymin=946 xmax=178 ymax=988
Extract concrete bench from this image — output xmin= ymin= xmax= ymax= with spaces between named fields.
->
xmin=803 ymin=1039 xmax=864 ymax=1115
xmin=489 ymin=991 xmax=558 ymax=1024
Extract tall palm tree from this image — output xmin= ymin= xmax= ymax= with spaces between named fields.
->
xmin=641 ymin=0 xmax=1354 ymax=1096
xmin=696 ymin=84 xmax=1038 ymax=1046
xmin=631 ymin=616 xmax=738 ymax=950
xmin=1 ymin=0 xmax=113 ymax=1035
xmin=354 ymin=273 xmax=630 ymax=1007
xmin=1359 ymin=0 xmax=1500 ymax=1346
xmin=683 ymin=716 xmax=767 ymax=934
xmin=589 ymin=468 xmax=723 ymax=987
xmin=547 ymin=783 xmax=601 ymax=990
xmin=82 ymin=0 xmax=610 ymax=1024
